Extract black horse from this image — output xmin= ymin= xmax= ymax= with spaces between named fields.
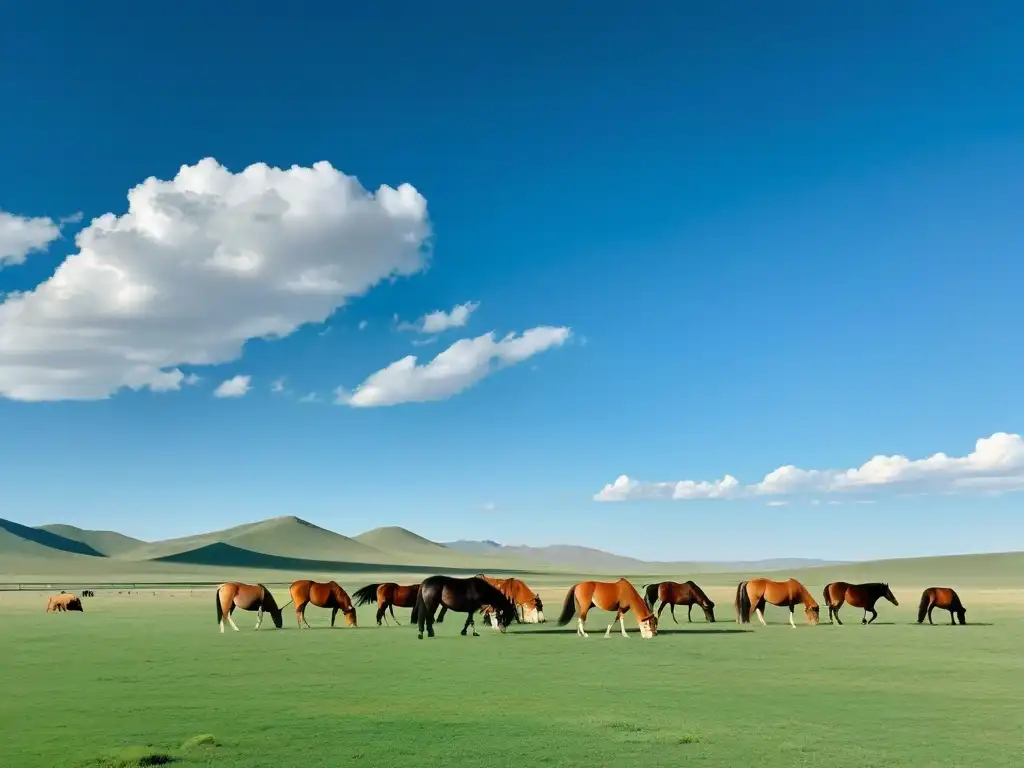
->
xmin=411 ymin=575 xmax=519 ymax=640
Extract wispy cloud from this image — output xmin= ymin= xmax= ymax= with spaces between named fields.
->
xmin=213 ymin=375 xmax=252 ymax=399
xmin=396 ymin=301 xmax=480 ymax=334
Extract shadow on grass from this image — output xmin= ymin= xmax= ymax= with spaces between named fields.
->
xmin=505 ymin=627 xmax=749 ymax=637
xmin=0 ymin=518 xmax=105 ymax=558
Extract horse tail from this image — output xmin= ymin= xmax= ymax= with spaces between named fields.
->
xmin=353 ymin=584 xmax=380 ymax=606
xmin=642 ymin=583 xmax=659 ymax=611
xmin=411 ymin=588 xmax=424 ymax=625
xmin=556 ymin=585 xmax=578 ymax=626
xmin=917 ymin=589 xmax=930 ymax=623
xmin=735 ymin=581 xmax=751 ymax=624
xmin=822 ymin=585 xmax=830 ymax=607
xmin=215 ymin=586 xmax=224 ymax=626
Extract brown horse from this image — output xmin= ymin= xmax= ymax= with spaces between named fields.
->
xmin=352 ymin=582 xmax=420 ymax=625
xmin=215 ymin=582 xmax=283 ymax=633
xmin=917 ymin=587 xmax=967 ymax=625
xmin=437 ymin=574 xmax=545 ymax=628
xmin=642 ymin=580 xmax=716 ymax=623
xmin=822 ymin=581 xmax=898 ymax=625
xmin=556 ymin=578 xmax=658 ymax=638
xmin=286 ymin=580 xmax=358 ymax=628
xmin=45 ymin=593 xmax=83 ymax=612
xmin=735 ymin=578 xmax=820 ymax=627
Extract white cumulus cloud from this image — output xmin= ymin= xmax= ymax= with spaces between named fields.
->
xmin=0 ymin=210 xmax=68 ymax=267
xmin=214 ymin=374 xmax=251 ymax=398
xmin=0 ymin=158 xmax=431 ymax=402
xmin=337 ymin=326 xmax=571 ymax=407
xmin=594 ymin=432 xmax=1024 ymax=501
xmin=398 ymin=300 xmax=479 ymax=334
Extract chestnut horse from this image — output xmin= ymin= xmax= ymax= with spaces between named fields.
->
xmin=556 ymin=579 xmax=658 ymax=639
xmin=822 ymin=581 xmax=898 ymax=625
xmin=642 ymin=580 xmax=716 ymax=623
xmin=411 ymin=575 xmax=519 ymax=640
xmin=352 ymin=582 xmax=420 ymax=625
xmin=917 ymin=586 xmax=967 ymax=625
xmin=45 ymin=593 xmax=83 ymax=612
xmin=735 ymin=578 xmax=820 ymax=627
xmin=214 ymin=582 xmax=283 ymax=633
xmin=285 ymin=580 xmax=358 ymax=628
xmin=437 ymin=574 xmax=546 ymax=628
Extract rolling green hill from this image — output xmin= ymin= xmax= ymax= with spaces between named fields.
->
xmin=355 ymin=526 xmax=454 ymax=557
xmin=0 ymin=518 xmax=104 ymax=558
xmin=36 ymin=523 xmax=145 ymax=557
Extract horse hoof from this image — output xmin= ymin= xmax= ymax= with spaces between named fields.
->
xmin=417 ymin=633 xmax=423 ymax=640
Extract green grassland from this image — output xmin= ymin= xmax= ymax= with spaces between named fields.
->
xmin=3 ymin=515 xmax=1023 ymax=767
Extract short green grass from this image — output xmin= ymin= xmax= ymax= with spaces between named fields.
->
xmin=3 ymin=588 xmax=1022 ymax=768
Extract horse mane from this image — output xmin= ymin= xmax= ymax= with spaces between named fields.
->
xmin=472 ymin=577 xmax=516 ymax=616
xmin=684 ymin=580 xmax=713 ymax=606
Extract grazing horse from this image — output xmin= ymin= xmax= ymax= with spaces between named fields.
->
xmin=917 ymin=587 xmax=967 ymax=625
xmin=735 ymin=578 xmax=820 ymax=627
xmin=437 ymin=574 xmax=546 ymax=628
xmin=82 ymin=589 xmax=95 ymax=598
xmin=411 ymin=575 xmax=518 ymax=640
xmin=352 ymin=582 xmax=420 ymax=626
xmin=45 ymin=593 xmax=83 ymax=612
xmin=286 ymin=580 xmax=358 ymax=629
xmin=556 ymin=579 xmax=658 ymax=639
xmin=822 ymin=581 xmax=898 ymax=625
xmin=215 ymin=582 xmax=283 ymax=633
xmin=642 ymin=580 xmax=716 ymax=623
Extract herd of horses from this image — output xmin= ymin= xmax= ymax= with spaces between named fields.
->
xmin=47 ymin=574 xmax=970 ymax=634
xmin=199 ymin=574 xmax=969 ymax=637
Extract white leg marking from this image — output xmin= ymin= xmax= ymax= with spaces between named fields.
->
xmin=605 ymin=621 xmax=614 ymax=637
xmin=219 ymin=619 xmax=224 ymax=634
xmin=756 ymin=607 xmax=766 ymax=626
xmin=620 ymin=614 xmax=629 ymax=637
xmin=227 ymin=613 xmax=240 ymax=632
xmin=789 ymin=612 xmax=796 ymax=628
xmin=577 ymin=617 xmax=589 ymax=637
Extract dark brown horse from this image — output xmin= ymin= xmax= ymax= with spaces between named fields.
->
xmin=412 ymin=575 xmax=518 ymax=640
xmin=214 ymin=582 xmax=283 ymax=633
xmin=352 ymin=582 xmax=420 ymax=625
xmin=285 ymin=580 xmax=357 ymax=628
xmin=917 ymin=586 xmax=967 ymax=625
xmin=437 ymin=574 xmax=546 ymax=628
xmin=556 ymin=579 xmax=659 ymax=638
xmin=822 ymin=581 xmax=898 ymax=624
xmin=735 ymin=578 xmax=820 ymax=627
xmin=642 ymin=580 xmax=716 ymax=623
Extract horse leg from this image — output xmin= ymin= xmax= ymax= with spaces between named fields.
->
xmin=754 ymin=599 xmax=767 ymax=626
xmin=461 ymin=613 xmax=479 ymax=637
xmin=376 ymin=603 xmax=386 ymax=626
xmin=619 ymin=611 xmax=629 ymax=638
xmin=687 ymin=603 xmax=692 ymax=623
xmin=949 ymin=608 xmax=956 ymax=626
xmin=927 ymin=603 xmax=935 ymax=625
xmin=435 ymin=605 xmax=447 ymax=624
xmin=255 ymin=605 xmax=264 ymax=630
xmin=670 ymin=605 xmax=679 ymax=624
xmin=577 ymin=605 xmax=590 ymax=638
xmin=788 ymin=605 xmax=797 ymax=628
xmin=389 ymin=603 xmax=400 ymax=626
xmin=331 ymin=607 xmax=338 ymax=628
xmin=868 ymin=606 xmax=878 ymax=624
xmin=226 ymin=604 xmax=240 ymax=632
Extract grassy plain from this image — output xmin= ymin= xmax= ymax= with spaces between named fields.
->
xmin=3 ymin=574 xmax=1022 ymax=768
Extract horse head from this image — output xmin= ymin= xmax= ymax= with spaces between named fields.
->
xmin=638 ymin=614 xmax=658 ymax=639
xmin=805 ymin=605 xmax=821 ymax=625
xmin=702 ymin=600 xmax=717 ymax=623
xmin=519 ymin=592 xmax=545 ymax=624
xmin=956 ymin=606 xmax=967 ymax=625
xmin=883 ymin=583 xmax=899 ymax=606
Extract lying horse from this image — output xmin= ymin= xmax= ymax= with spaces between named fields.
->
xmin=735 ymin=578 xmax=820 ymax=627
xmin=642 ymin=580 xmax=716 ymax=623
xmin=411 ymin=575 xmax=518 ymax=640
xmin=45 ymin=593 xmax=83 ymax=612
xmin=215 ymin=582 xmax=283 ymax=632
xmin=822 ymin=581 xmax=898 ymax=625
xmin=917 ymin=586 xmax=967 ymax=625
xmin=352 ymin=582 xmax=420 ymax=625
xmin=286 ymin=580 xmax=357 ymax=629
xmin=557 ymin=578 xmax=658 ymax=639
xmin=437 ymin=574 xmax=545 ymax=628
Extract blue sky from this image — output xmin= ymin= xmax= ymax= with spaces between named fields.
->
xmin=1 ymin=2 xmax=1022 ymax=562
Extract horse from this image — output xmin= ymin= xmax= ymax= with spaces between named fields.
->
xmin=45 ymin=593 xmax=83 ymax=612
xmin=82 ymin=589 xmax=95 ymax=598
xmin=642 ymin=580 xmax=716 ymax=623
xmin=285 ymin=580 xmax=358 ymax=629
xmin=917 ymin=587 xmax=967 ymax=625
xmin=822 ymin=581 xmax=898 ymax=625
xmin=734 ymin=578 xmax=820 ymax=627
xmin=214 ymin=582 xmax=283 ymax=633
xmin=556 ymin=579 xmax=658 ymax=639
xmin=437 ymin=574 xmax=546 ymax=628
xmin=352 ymin=582 xmax=420 ymax=625
xmin=411 ymin=575 xmax=519 ymax=640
